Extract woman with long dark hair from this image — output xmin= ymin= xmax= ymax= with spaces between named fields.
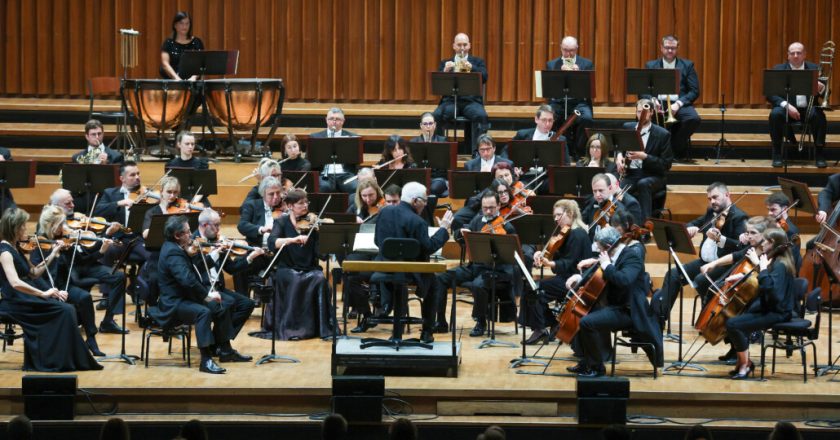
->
xmin=160 ymin=11 xmax=204 ymax=80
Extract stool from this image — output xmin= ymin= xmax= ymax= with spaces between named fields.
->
xmin=611 ymin=330 xmax=658 ymax=379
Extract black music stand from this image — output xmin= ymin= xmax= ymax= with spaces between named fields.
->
xmin=650 ymin=219 xmax=706 ymax=374
xmin=626 ymin=68 xmax=680 ymax=100
xmin=100 ymin=239 xmax=141 ymax=366
xmin=526 ymin=195 xmax=586 ymax=214
xmin=374 ymin=168 xmax=431 ymax=189
xmin=319 ymin=223 xmax=361 ymax=338
xmin=548 ymin=166 xmax=603 ymax=196
xmin=61 ymin=164 xmax=120 ymax=213
xmin=586 ymin=128 xmax=644 ymax=155
xmin=763 ymin=69 xmax=818 ymax=172
xmin=430 ymin=72 xmax=483 ymax=150
xmin=463 ymin=232 xmax=522 ymax=349
xmin=283 ymin=171 xmax=320 ymax=193
xmin=538 ymin=70 xmax=594 ymax=119
xmin=509 ymin=250 xmax=549 ymax=369
xmin=508 ymin=140 xmax=568 ymax=171
xmin=0 ymin=161 xmax=35 ymax=214
xmin=309 ymin=193 xmax=348 ymax=214
xmin=408 ymin=142 xmax=457 ymax=171
xmin=449 ymin=171 xmax=494 ymax=200
xmin=307 ymin=137 xmax=363 ymax=191
xmin=166 ymin=167 xmax=218 ymax=203
xmin=144 ymin=213 xmax=200 ymax=252
xmin=180 ymin=50 xmax=239 ymax=152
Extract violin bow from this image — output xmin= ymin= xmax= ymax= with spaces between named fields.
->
xmin=343 ymin=153 xmax=407 ymax=185
xmin=291 ymin=172 xmax=308 ymax=189
xmin=32 ymin=235 xmax=56 ymax=289
xmin=587 ymin=184 xmax=633 ymax=233
xmin=699 ymin=191 xmax=749 ymax=231
xmin=260 ymin=195 xmax=332 ymax=279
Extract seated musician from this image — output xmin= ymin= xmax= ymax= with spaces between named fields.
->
xmin=263 ymin=189 xmax=333 ymax=340
xmin=651 ymin=182 xmax=748 ymax=327
xmin=452 ymin=140 xmax=515 ymax=232
xmin=238 ymin=176 xmax=286 ymax=248
xmin=546 ymin=36 xmax=595 ymax=159
xmin=311 ymin=107 xmax=359 ymax=194
xmin=49 ymin=189 xmax=128 ymax=335
xmin=496 ymin=180 xmax=531 ymax=220
xmin=379 ymin=135 xmax=415 ymax=170
xmin=243 ymin=158 xmax=285 ymax=203
xmin=156 ymin=215 xmax=248 ymax=374
xmin=375 ymin=182 xmax=454 ymax=343
xmin=506 ymin=104 xmax=570 ymax=165
xmin=523 ymin=199 xmax=592 ymax=344
xmin=279 ymin=134 xmax=311 ymax=172
xmin=564 ymin=224 xmax=659 ymax=377
xmin=765 ymin=193 xmax=801 ymax=272
xmin=31 ymin=205 xmax=108 ymax=356
xmin=72 ymin=119 xmax=124 ymax=165
xmin=577 ymin=133 xmax=617 ymax=175
xmin=349 ymin=179 xmax=385 ymax=224
xmin=435 ymin=189 xmax=516 ymax=338
xmin=0 ymin=207 xmax=102 ymax=371
xmin=616 ymin=98 xmax=674 ymax=221
xmin=581 ymin=173 xmax=642 ymax=239
xmin=815 ymin=172 xmax=839 ymax=225
xmin=95 ymin=161 xmax=152 ymax=267
xmin=0 ymin=147 xmax=16 ymax=210
xmin=166 ymin=130 xmax=209 ymax=170
xmin=194 ymin=209 xmax=260 ymax=346
xmin=723 ymin=228 xmax=796 ymax=379
xmin=464 ymin=135 xmax=513 ymax=172
xmin=411 ymin=112 xmax=449 ymax=197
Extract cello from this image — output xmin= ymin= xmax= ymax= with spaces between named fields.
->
xmin=800 ymin=199 xmax=840 ymax=306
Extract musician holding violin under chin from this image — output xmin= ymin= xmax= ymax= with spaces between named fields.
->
xmin=95 ymin=161 xmax=152 ymax=267
xmin=764 ymin=193 xmax=801 ymax=273
xmin=237 ymin=176 xmax=286 ymax=248
xmin=581 ymin=173 xmax=642 ymax=239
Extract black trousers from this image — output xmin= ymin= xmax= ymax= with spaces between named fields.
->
xmin=621 ymin=171 xmax=665 ymax=221
xmin=726 ymin=303 xmax=786 ymax=352
xmin=579 ymin=305 xmax=633 ymax=370
xmin=520 ymin=274 xmax=567 ymax=331
xmin=74 ymin=263 xmax=126 ymax=318
xmin=667 ymin=105 xmax=701 ymax=159
xmin=174 ymin=299 xmax=234 ymax=349
xmin=769 ymin=105 xmax=826 ymax=157
xmin=653 ymin=258 xmax=729 ymax=324
xmin=435 ymin=265 xmax=513 ymax=322
xmin=433 ymin=100 xmax=489 ymax=152
xmin=220 ymin=289 xmax=255 ymax=339
xmin=319 ymin=172 xmax=358 ymax=194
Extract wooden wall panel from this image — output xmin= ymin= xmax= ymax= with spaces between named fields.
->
xmin=1 ymin=0 xmax=838 ymax=108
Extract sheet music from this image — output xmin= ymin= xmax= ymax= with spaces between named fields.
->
xmin=515 ymin=252 xmax=538 ymax=291
xmin=352 ymin=227 xmax=443 ymax=258
xmin=534 ymin=70 xmax=543 ymax=99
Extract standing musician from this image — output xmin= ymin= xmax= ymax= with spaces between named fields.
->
xmin=723 ymin=228 xmax=796 ymax=379
xmin=522 ymin=199 xmax=592 ymax=345
xmin=378 ymin=135 xmax=415 ymax=170
xmin=410 ymin=112 xmax=449 ymax=197
xmin=243 ymin=158 xmax=285 ymax=203
xmin=435 ymin=189 xmax=516 ymax=338
xmin=279 ymin=134 xmax=311 ymax=172
xmin=432 ymin=33 xmax=489 ymax=152
xmin=546 ymin=36 xmax=595 ymax=159
xmin=237 ymin=176 xmax=286 ymax=248
xmin=156 ymin=215 xmax=248 ymax=374
xmin=0 ymin=208 xmax=102 ymax=371
xmin=652 ymin=182 xmax=748 ymax=325
xmin=72 ymin=119 xmax=125 ymax=165
xmin=311 ymin=107 xmax=359 ymax=194
xmin=564 ymin=224 xmax=659 ymax=377
xmin=160 ymin=11 xmax=203 ymax=80
xmin=642 ymin=35 xmax=702 ymax=162
xmin=375 ymin=182 xmax=454 ymax=343
xmin=263 ymin=189 xmax=333 ymax=340
xmin=577 ymin=133 xmax=618 ymax=175
xmin=765 ymin=193 xmax=801 ymax=272
xmin=616 ymin=99 xmax=674 ymax=221
xmin=48 ymin=189 xmax=128 ymax=336
xmin=349 ymin=180 xmax=385 ymax=224
xmin=95 ymin=161 xmax=152 ymax=266
xmin=581 ymin=173 xmax=642 ymax=238
xmin=767 ymin=42 xmax=828 ymax=168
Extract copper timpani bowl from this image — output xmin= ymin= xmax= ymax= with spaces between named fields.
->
xmin=203 ymin=78 xmax=283 ymax=130
xmin=123 ymin=79 xmax=193 ymax=131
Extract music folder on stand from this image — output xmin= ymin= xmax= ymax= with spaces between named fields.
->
xmin=0 ymin=160 xmax=35 ymax=214
xmin=179 ymin=50 xmax=240 ymax=152
xmin=430 ymin=72 xmax=483 ymax=154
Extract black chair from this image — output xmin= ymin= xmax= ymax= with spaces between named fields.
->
xmin=610 ymin=329 xmax=658 ymax=379
xmin=761 ymin=278 xmax=821 ymax=383
xmin=0 ymin=307 xmax=23 ymax=353
xmin=136 ymin=273 xmax=192 ymax=368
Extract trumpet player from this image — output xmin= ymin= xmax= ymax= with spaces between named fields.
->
xmin=546 ymin=36 xmax=595 ymax=159
xmin=642 ymin=35 xmax=701 ymax=163
xmin=71 ymin=119 xmax=125 ymax=165
xmin=767 ymin=42 xmax=828 ymax=168
xmin=432 ymin=33 xmax=489 ymax=154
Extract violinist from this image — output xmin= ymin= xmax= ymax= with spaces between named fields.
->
xmin=243 ymin=158 xmax=284 ymax=203
xmin=522 ymin=199 xmax=592 ymax=345
xmin=564 ymin=225 xmax=656 ymax=377
xmin=581 ymin=173 xmax=641 ymax=238
xmin=495 ymin=180 xmax=531 ymax=220
xmin=95 ymin=161 xmax=152 ymax=266
xmin=237 ymin=176 xmax=286 ymax=248
xmin=652 ymin=182 xmax=748 ymax=326
xmin=349 ymin=180 xmax=385 ymax=224
xmin=723 ymin=228 xmax=796 ymax=379
xmin=379 ymin=135 xmax=415 ymax=170
xmin=450 ymin=161 xmax=518 ymax=233
xmin=142 ymin=176 xmax=184 ymax=239
xmin=410 ymin=112 xmax=448 ymax=196
xmin=0 ymin=207 xmax=102 ymax=371
xmin=616 ymin=98 xmax=674 ymax=221
xmin=434 ymin=189 xmax=517 ymax=338
xmin=262 ymin=188 xmax=333 ymax=340
xmin=577 ymin=133 xmax=618 ymax=175
xmin=279 ymin=134 xmax=311 ymax=172
xmin=765 ymin=193 xmax=801 ymax=272
xmin=48 ymin=190 xmax=128 ymax=335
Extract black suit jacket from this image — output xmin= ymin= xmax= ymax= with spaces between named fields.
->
xmin=580 ymin=195 xmax=643 ymax=234
xmin=309 ymin=129 xmax=360 ymax=175
xmin=546 ymin=56 xmax=595 ymax=110
xmin=621 ymin=122 xmax=673 ymax=178
xmin=766 ymin=61 xmax=823 ymax=108
xmin=0 ymin=147 xmax=16 ymax=210
xmin=72 ymin=146 xmax=124 ymax=164
xmin=238 ymin=198 xmax=268 ymax=246
xmin=687 ymin=205 xmax=749 ymax=258
xmin=463 ymin=155 xmax=513 ymax=171
xmin=641 ymin=58 xmax=700 ymax=106
xmin=409 ymin=134 xmax=448 ymax=143
xmin=508 ymin=127 xmax=568 ymax=163
xmin=437 ymin=55 xmax=488 ymax=105
xmin=818 ymin=173 xmax=840 ymax=214
xmin=154 ymin=240 xmax=209 ymax=327
xmin=374 ymin=202 xmax=449 ymax=263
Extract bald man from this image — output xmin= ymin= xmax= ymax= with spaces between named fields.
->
xmin=546 ymin=36 xmax=595 ymax=160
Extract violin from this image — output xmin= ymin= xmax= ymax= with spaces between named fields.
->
xmin=65 ymin=212 xmax=132 ymax=234
xmin=271 ymin=204 xmax=287 ymax=220
xmin=294 ymin=212 xmax=334 ymax=234
xmin=189 ymin=237 xmax=272 ymax=259
xmin=17 ymin=236 xmax=55 ymax=254
xmin=53 ymin=230 xmax=118 ymax=250
xmin=128 ymin=186 xmax=156 ymax=204
xmin=366 ymin=199 xmax=386 ymax=218
xmin=480 ymin=216 xmax=508 ymax=235
xmin=542 ymin=226 xmax=571 ymax=262
xmin=166 ymin=198 xmax=207 ymax=214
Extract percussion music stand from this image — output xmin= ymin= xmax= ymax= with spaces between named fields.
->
xmin=507 ymin=140 xmax=567 ymax=171
xmin=180 ymin=50 xmax=240 ymax=153
xmin=307 ymin=137 xmax=363 ymax=192
xmin=319 ymin=223 xmax=361 ymax=338
xmin=0 ymin=161 xmax=35 ymax=214
xmin=763 ymin=69 xmax=818 ymax=172
xmin=537 ymin=70 xmax=594 ymax=120
xmin=283 ymin=171 xmax=320 ymax=193
xmin=448 ymin=171 xmax=494 ymax=200
xmin=61 ymin=164 xmax=120 ymax=213
xmin=650 ymin=219 xmax=705 ymax=374
xmin=548 ymin=166 xmax=603 ymax=196
xmin=374 ymin=168 xmax=431 ymax=189
xmin=430 ymin=72 xmax=483 ymax=151
xmin=165 ymin=167 xmax=218 ymax=204
xmin=407 ymin=142 xmax=457 ymax=171
xmin=309 ymin=193 xmax=349 ymax=214
xmin=463 ymin=231 xmax=522 ymax=349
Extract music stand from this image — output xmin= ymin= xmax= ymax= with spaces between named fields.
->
xmin=307 ymin=137 xmax=363 ymax=191
xmin=0 ymin=161 xmax=35 ymax=214
xmin=626 ymin=68 xmax=680 ymax=99
xmin=526 ymin=195 xmax=584 ymax=215
xmin=463 ymin=231 xmax=522 ymax=349
xmin=374 ymin=168 xmax=431 ymax=189
xmin=507 ymin=140 xmax=567 ymax=171
xmin=283 ymin=171 xmax=320 ymax=193
xmin=144 ymin=213 xmax=200 ymax=252
xmin=650 ymin=219 xmax=705 ymax=374
xmin=763 ymin=69 xmax=818 ymax=171
xmin=61 ymin=164 xmax=120 ymax=213
xmin=537 ymin=70 xmax=594 ymax=119
xmin=100 ymin=236 xmax=141 ymax=366
xmin=586 ymin=128 xmax=644 ymax=154
xmin=309 ymin=193 xmax=348 ymax=214
xmin=407 ymin=142 xmax=457 ymax=171
xmin=165 ymin=167 xmax=217 ymax=206
xmin=548 ymin=166 xmax=603 ymax=196
xmin=319 ymin=223 xmax=361 ymax=338
xmin=430 ymin=72 xmax=483 ymax=147
xmin=449 ymin=171 xmax=494 ymax=200
xmin=778 ymin=178 xmax=818 ymax=215
xmin=180 ymin=50 xmax=239 ymax=152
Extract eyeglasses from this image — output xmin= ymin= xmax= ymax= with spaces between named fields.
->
xmin=327 ymin=117 xmax=344 ymax=122
xmin=414 ymin=197 xmax=427 ymax=204
xmin=478 ymin=147 xmax=494 ymax=152
xmin=663 ymin=46 xmax=678 ymax=51
xmin=496 ymin=190 xmax=508 ymax=195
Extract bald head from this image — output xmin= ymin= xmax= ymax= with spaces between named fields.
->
xmin=452 ymin=33 xmax=471 ymax=55
xmin=560 ymin=36 xmax=579 ymax=59
xmin=787 ymin=42 xmax=806 ymax=68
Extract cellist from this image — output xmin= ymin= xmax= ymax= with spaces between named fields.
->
xmin=521 ymin=199 xmax=591 ymax=345
xmin=723 ymin=228 xmax=796 ymax=379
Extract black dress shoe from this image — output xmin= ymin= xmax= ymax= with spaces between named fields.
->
xmin=566 ymin=363 xmax=586 ymax=374
xmin=350 ymin=315 xmax=375 ymax=334
xmin=469 ymin=322 xmax=486 ymax=337
xmin=199 ymin=358 xmax=226 ymax=374
xmin=96 ymin=299 xmax=108 ymax=311
xmin=432 ymin=321 xmax=449 ymax=333
xmin=577 ymin=367 xmax=606 ymax=378
xmin=99 ymin=320 xmax=129 ymax=334
xmin=219 ymin=350 xmax=252 ymax=363
xmin=772 ymin=158 xmax=784 ymax=168
xmin=731 ymin=361 xmax=755 ymax=380
xmin=816 ymin=156 xmax=827 ymax=168
xmin=420 ymin=330 xmax=435 ymax=344
xmin=524 ymin=329 xmax=548 ymax=345
xmin=87 ymin=338 xmax=105 ymax=357
xmin=718 ymin=348 xmax=736 ymax=362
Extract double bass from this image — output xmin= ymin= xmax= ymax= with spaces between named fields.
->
xmin=801 ymin=200 xmax=840 ymax=306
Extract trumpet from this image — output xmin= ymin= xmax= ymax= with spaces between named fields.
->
xmin=454 ymin=50 xmax=471 ymax=73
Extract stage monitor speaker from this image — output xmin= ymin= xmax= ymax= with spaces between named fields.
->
xmin=576 ymin=376 xmax=629 ymax=425
xmin=22 ymin=375 xmax=77 ymax=420
xmin=331 ymin=375 xmax=384 ymax=423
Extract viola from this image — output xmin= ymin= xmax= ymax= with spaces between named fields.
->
xmin=480 ymin=216 xmax=507 ymax=235
xmin=542 ymin=226 xmax=571 ymax=262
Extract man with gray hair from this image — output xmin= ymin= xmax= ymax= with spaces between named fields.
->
xmin=546 ymin=36 xmax=595 ymax=158
xmin=310 ymin=107 xmax=360 ymax=193
xmin=239 ymin=176 xmax=286 ymax=247
xmin=373 ymin=182 xmax=454 ymax=343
